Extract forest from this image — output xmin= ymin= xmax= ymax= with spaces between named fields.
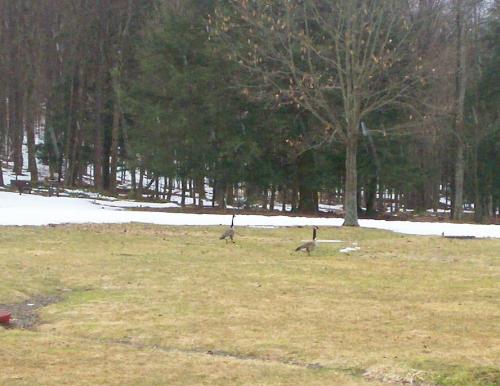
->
xmin=0 ymin=0 xmax=498 ymax=226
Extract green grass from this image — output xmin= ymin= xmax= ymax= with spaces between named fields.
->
xmin=0 ymin=224 xmax=499 ymax=385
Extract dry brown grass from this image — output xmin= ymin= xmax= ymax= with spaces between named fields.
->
xmin=0 ymin=224 xmax=499 ymax=385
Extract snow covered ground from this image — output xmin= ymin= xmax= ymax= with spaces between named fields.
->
xmin=0 ymin=136 xmax=497 ymax=238
xmin=0 ymin=191 xmax=498 ymax=238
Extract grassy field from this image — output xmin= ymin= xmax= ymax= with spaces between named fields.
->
xmin=0 ymin=224 xmax=499 ymax=385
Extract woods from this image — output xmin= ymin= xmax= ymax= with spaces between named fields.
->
xmin=0 ymin=0 xmax=499 ymax=223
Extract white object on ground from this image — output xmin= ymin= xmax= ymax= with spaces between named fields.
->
xmin=339 ymin=247 xmax=361 ymax=253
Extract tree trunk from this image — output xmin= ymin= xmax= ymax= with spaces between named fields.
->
xmin=443 ymin=183 xmax=448 ymax=211
xmin=7 ymin=6 xmax=23 ymax=177
xmin=195 ymin=176 xmax=205 ymax=200
xmin=69 ymin=119 xmax=83 ymax=187
xmin=343 ymin=135 xmax=359 ymax=226
xmin=26 ymin=104 xmax=38 ymax=183
xmin=280 ymin=186 xmax=287 ymax=211
xmin=0 ymin=158 xmax=4 ymax=186
xmin=197 ymin=183 xmax=203 ymax=207
xmin=161 ymin=177 xmax=166 ymax=200
xmin=226 ymin=184 xmax=234 ymax=206
xmin=130 ymin=167 xmax=136 ymax=194
xmin=452 ymin=0 xmax=467 ymax=221
xmin=472 ymin=128 xmax=482 ymax=223
xmin=138 ymin=168 xmax=144 ymax=197
xmin=197 ymin=177 xmax=204 ymax=206
xmin=297 ymin=150 xmax=317 ymax=213
xmin=453 ymin=142 xmax=465 ymax=220
xmin=431 ymin=177 xmax=440 ymax=213
xmin=261 ymin=188 xmax=268 ymax=210
xmin=167 ymin=177 xmax=173 ymax=201
xmin=212 ymin=179 xmax=217 ymax=208
xmin=94 ymin=35 xmax=107 ymax=191
xmin=102 ymin=126 xmax=111 ymax=191
xmin=365 ymin=176 xmax=377 ymax=217
xmin=486 ymin=194 xmax=493 ymax=218
xmin=269 ymin=185 xmax=276 ymax=211
xmin=109 ymin=103 xmax=120 ymax=194
xmin=63 ymin=70 xmax=76 ymax=186
xmin=11 ymin=86 xmax=23 ymax=175
xmin=0 ymin=86 xmax=6 ymax=158
xmin=181 ymin=177 xmax=187 ymax=206
xmin=189 ymin=179 xmax=194 ymax=200
xmin=94 ymin=92 xmax=104 ymax=190
xmin=291 ymin=185 xmax=298 ymax=212
xmin=471 ymin=5 xmax=483 ymax=223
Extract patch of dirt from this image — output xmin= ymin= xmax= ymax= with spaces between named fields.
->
xmin=68 ymin=334 xmax=329 ymax=371
xmin=0 ymin=294 xmax=62 ymax=330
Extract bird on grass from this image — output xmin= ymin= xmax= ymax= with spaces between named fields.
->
xmin=220 ymin=214 xmax=236 ymax=243
xmin=295 ymin=226 xmax=318 ymax=255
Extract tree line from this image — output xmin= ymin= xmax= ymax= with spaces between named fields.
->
xmin=0 ymin=0 xmax=498 ymax=225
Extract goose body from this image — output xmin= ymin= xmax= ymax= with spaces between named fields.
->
xmin=295 ymin=226 xmax=318 ymax=255
xmin=220 ymin=215 xmax=236 ymax=243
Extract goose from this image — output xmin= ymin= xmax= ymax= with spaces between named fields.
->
xmin=295 ymin=226 xmax=318 ymax=255
xmin=220 ymin=214 xmax=236 ymax=243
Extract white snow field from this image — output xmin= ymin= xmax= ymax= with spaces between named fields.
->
xmin=0 ymin=191 xmax=499 ymax=238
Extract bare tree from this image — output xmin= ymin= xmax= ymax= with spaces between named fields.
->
xmin=451 ymin=0 xmax=468 ymax=220
xmin=218 ymin=0 xmax=422 ymax=225
xmin=109 ymin=0 xmax=134 ymax=194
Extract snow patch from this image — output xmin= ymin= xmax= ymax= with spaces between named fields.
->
xmin=0 ymin=191 xmax=498 ymax=238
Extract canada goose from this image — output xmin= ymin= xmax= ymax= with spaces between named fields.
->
xmin=295 ymin=226 xmax=318 ymax=255
xmin=220 ymin=214 xmax=236 ymax=243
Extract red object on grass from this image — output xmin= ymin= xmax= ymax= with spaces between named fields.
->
xmin=0 ymin=309 xmax=11 ymax=324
